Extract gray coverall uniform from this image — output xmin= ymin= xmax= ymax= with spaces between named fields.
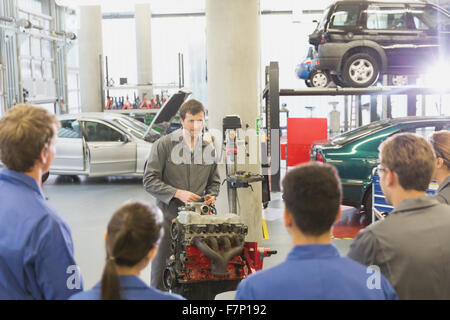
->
xmin=436 ymin=175 xmax=450 ymax=204
xmin=348 ymin=195 xmax=450 ymax=299
xmin=143 ymin=129 xmax=221 ymax=290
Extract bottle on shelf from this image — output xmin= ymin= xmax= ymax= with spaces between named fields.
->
xmin=139 ymin=93 xmax=150 ymax=109
xmin=118 ymin=96 xmax=124 ymax=109
xmin=155 ymin=94 xmax=161 ymax=108
xmin=122 ymin=95 xmax=132 ymax=110
xmin=105 ymin=96 xmax=113 ymax=110
xmin=150 ymin=97 xmax=155 ymax=109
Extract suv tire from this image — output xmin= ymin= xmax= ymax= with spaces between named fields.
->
xmin=342 ymin=52 xmax=379 ymax=88
xmin=310 ymin=70 xmax=330 ymax=88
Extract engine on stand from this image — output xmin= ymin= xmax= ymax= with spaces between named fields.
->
xmin=163 ymin=202 xmax=275 ymax=300
xmin=163 ymin=115 xmax=276 ymax=300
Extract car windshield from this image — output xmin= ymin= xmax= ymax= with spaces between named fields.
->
xmin=331 ymin=120 xmax=391 ymax=145
xmin=111 ymin=117 xmax=148 ymax=140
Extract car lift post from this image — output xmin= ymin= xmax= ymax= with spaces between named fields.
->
xmin=264 ymin=62 xmax=281 ymax=192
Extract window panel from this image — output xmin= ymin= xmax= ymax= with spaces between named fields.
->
xmin=32 ymin=60 xmax=42 ymax=79
xmin=21 ymin=59 xmax=32 ymax=78
xmin=42 ymin=40 xmax=52 ymax=59
xmin=68 ymin=91 xmax=80 ymax=109
xmin=59 ymin=120 xmax=82 ymax=138
xmin=31 ymin=37 xmax=41 ymax=57
xmin=83 ymin=121 xmax=125 ymax=142
xmin=68 ymin=72 xmax=79 ymax=89
xmin=19 ymin=36 xmax=31 ymax=56
xmin=410 ymin=5 xmax=450 ymax=31
xmin=43 ymin=61 xmax=53 ymax=79
xmin=330 ymin=4 xmax=359 ymax=27
xmin=366 ymin=5 xmax=407 ymax=30
xmin=413 ymin=16 xmax=429 ymax=30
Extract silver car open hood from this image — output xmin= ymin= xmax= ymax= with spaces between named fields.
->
xmin=144 ymin=88 xmax=191 ymax=142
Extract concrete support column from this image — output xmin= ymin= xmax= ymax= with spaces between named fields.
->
xmin=79 ymin=5 xmax=103 ymax=112
xmin=135 ymin=3 xmax=153 ymax=99
xmin=206 ymin=0 xmax=263 ymax=243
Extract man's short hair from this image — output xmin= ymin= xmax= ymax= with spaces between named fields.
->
xmin=282 ymin=162 xmax=342 ymax=236
xmin=0 ymin=104 xmax=60 ymax=172
xmin=379 ymin=133 xmax=435 ymax=191
xmin=179 ymin=99 xmax=205 ymax=120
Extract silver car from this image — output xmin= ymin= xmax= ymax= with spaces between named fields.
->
xmin=46 ymin=89 xmax=190 ymax=182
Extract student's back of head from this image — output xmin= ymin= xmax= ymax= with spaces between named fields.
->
xmin=101 ymin=201 xmax=163 ymax=300
xmin=0 ymin=104 xmax=60 ymax=173
xmin=282 ymin=162 xmax=342 ymax=236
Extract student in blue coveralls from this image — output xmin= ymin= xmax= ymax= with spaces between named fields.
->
xmin=70 ymin=201 xmax=184 ymax=300
xmin=235 ymin=162 xmax=397 ymax=300
xmin=0 ymin=105 xmax=83 ymax=299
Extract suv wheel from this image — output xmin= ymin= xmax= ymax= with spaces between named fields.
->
xmin=310 ymin=70 xmax=330 ymax=88
xmin=343 ymin=53 xmax=379 ymax=88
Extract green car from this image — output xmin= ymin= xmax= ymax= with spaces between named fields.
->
xmin=310 ymin=116 xmax=450 ymax=216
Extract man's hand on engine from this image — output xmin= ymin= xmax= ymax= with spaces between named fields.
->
xmin=174 ymin=190 xmax=202 ymax=204
xmin=204 ymin=195 xmax=216 ymax=206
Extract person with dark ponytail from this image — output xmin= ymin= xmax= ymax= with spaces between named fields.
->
xmin=70 ymin=201 xmax=184 ymax=300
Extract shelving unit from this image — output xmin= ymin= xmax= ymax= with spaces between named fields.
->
xmin=101 ymin=54 xmax=185 ymax=113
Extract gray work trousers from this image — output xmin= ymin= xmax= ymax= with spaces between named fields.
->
xmin=150 ymin=217 xmax=172 ymax=290
xmin=150 ymin=199 xmax=181 ymax=290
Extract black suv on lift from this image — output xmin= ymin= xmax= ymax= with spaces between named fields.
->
xmin=309 ymin=0 xmax=450 ymax=87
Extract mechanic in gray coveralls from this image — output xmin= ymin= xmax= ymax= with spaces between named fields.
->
xmin=143 ymin=99 xmax=221 ymax=291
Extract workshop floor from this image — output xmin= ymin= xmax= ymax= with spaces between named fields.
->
xmin=44 ymin=170 xmax=365 ymax=300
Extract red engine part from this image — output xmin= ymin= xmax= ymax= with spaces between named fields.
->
xmin=243 ymin=242 xmax=277 ymax=274
xmin=179 ymin=245 xmax=247 ymax=283
xmin=177 ymin=242 xmax=276 ymax=283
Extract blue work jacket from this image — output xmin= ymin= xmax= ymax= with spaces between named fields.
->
xmin=235 ymin=244 xmax=397 ymax=300
xmin=0 ymin=169 xmax=83 ymax=299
